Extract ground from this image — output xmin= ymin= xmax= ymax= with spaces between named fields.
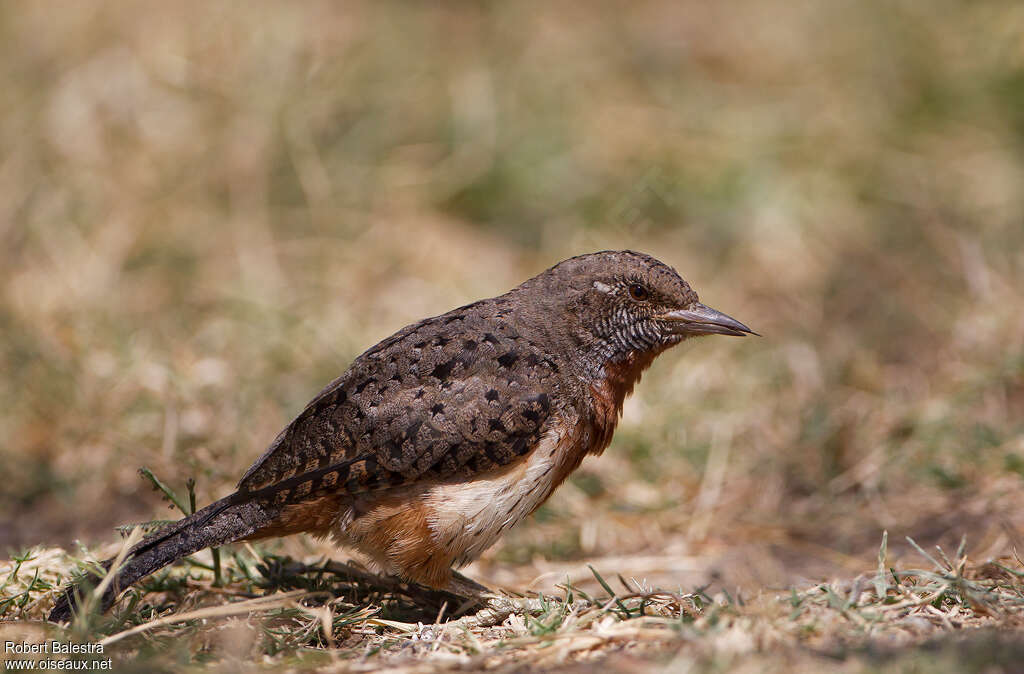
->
xmin=1 ymin=1 xmax=1024 ymax=671
xmin=3 ymin=534 xmax=1024 ymax=671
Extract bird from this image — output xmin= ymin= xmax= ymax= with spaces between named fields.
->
xmin=48 ymin=250 xmax=755 ymax=622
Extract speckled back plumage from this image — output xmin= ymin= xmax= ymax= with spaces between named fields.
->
xmin=237 ymin=296 xmax=562 ymax=502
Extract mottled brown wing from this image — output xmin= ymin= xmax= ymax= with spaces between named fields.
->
xmin=236 ymin=304 xmax=560 ymax=505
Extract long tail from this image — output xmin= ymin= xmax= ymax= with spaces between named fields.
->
xmin=48 ymin=493 xmax=278 ymax=623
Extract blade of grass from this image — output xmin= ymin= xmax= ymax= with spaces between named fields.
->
xmin=186 ymin=477 xmax=224 ymax=587
xmin=589 ymin=565 xmax=632 ymax=619
xmin=906 ymin=536 xmax=946 ymax=573
xmin=91 ymin=526 xmax=144 ymax=606
xmin=139 ymin=467 xmax=189 ymax=516
xmin=874 ymin=530 xmax=889 ymax=599
xmin=99 ymin=589 xmax=312 ymax=646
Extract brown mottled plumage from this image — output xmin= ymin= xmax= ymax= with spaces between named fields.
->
xmin=49 ymin=250 xmax=755 ymax=622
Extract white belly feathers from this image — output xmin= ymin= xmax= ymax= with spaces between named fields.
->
xmin=424 ymin=427 xmax=567 ymax=566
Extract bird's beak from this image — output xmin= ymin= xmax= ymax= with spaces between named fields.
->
xmin=657 ymin=303 xmax=758 ymax=337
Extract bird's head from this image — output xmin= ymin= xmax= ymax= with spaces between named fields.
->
xmin=518 ymin=250 xmax=755 ymax=375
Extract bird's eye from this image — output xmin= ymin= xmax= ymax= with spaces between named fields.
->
xmin=628 ymin=284 xmax=649 ymax=302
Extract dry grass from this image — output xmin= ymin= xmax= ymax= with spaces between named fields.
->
xmin=2 ymin=0 xmax=1024 ymax=671
xmin=3 ymin=534 xmax=1024 ymax=672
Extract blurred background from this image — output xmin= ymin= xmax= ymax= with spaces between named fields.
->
xmin=1 ymin=1 xmax=1022 ymax=594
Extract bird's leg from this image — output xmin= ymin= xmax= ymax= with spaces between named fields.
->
xmin=448 ymin=569 xmax=495 ymax=596
xmin=444 ymin=569 xmax=507 ymax=619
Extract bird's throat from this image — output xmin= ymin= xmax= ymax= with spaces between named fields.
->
xmin=587 ymin=348 xmax=662 ymax=455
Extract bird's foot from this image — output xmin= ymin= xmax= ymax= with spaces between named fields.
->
xmin=442 ymin=570 xmax=558 ymax=628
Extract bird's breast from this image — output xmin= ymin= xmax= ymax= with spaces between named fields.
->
xmin=423 ymin=416 xmax=585 ymax=566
